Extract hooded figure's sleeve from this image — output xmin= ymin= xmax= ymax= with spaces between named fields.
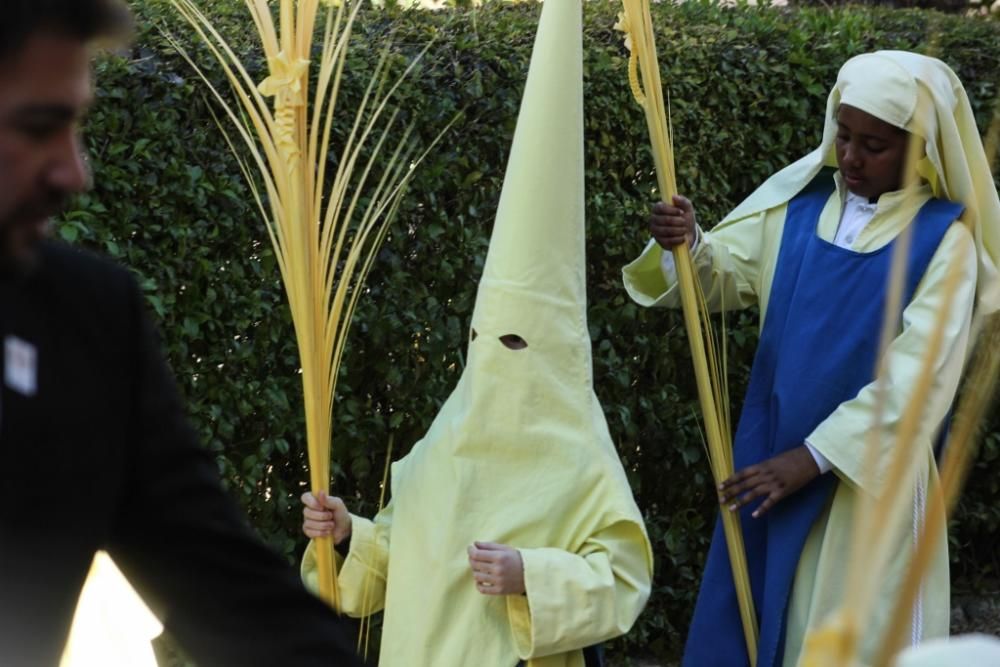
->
xmin=622 ymin=210 xmax=769 ymax=312
xmin=806 ymin=224 xmax=977 ymax=496
xmin=301 ymin=503 xmax=393 ymax=618
xmin=504 ymin=519 xmax=652 ymax=660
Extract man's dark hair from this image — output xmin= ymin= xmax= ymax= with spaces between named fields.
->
xmin=0 ymin=0 xmax=133 ymax=62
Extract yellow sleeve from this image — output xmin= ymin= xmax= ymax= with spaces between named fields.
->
xmin=301 ymin=503 xmax=393 ymax=618
xmin=621 ymin=211 xmax=769 ymax=312
xmin=807 ymin=224 xmax=977 ymax=496
xmin=505 ymin=520 xmax=652 ymax=660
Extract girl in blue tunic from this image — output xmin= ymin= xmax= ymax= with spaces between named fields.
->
xmin=624 ymin=51 xmax=1000 ymax=666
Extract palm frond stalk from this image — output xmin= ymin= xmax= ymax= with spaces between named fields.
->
xmin=617 ymin=2 xmax=758 ymax=662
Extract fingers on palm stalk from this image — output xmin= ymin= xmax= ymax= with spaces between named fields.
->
xmin=467 ymin=541 xmax=525 ymax=596
xmin=718 ymin=446 xmax=821 ymax=519
xmin=301 ymin=491 xmax=352 ymax=543
xmin=649 ymin=194 xmax=696 ymax=249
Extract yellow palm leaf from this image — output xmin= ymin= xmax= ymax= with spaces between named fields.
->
xmin=167 ymin=0 xmax=437 ymax=610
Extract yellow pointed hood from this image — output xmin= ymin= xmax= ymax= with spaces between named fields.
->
xmin=471 ymin=0 xmax=589 ymax=369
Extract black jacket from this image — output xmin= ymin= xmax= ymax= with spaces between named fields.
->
xmin=0 ymin=242 xmax=360 ymax=666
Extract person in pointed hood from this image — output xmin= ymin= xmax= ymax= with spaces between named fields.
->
xmin=624 ymin=51 xmax=999 ymax=666
xmin=300 ymin=3 xmax=653 ymax=665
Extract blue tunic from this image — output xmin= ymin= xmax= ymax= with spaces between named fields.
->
xmin=683 ymin=174 xmax=962 ymax=667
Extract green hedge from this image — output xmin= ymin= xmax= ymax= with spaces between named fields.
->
xmin=69 ymin=1 xmax=1000 ymax=662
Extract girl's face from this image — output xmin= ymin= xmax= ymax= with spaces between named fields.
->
xmin=835 ymin=104 xmax=911 ymax=201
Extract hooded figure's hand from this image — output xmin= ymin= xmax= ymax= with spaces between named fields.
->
xmin=468 ymin=541 xmax=525 ymax=596
xmin=301 ymin=491 xmax=353 ymax=544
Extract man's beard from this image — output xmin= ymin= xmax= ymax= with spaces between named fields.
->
xmin=0 ymin=221 xmax=46 ymax=276
xmin=0 ymin=197 xmax=65 ymax=276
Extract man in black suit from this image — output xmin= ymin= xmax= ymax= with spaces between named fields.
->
xmin=0 ymin=1 xmax=361 ymax=664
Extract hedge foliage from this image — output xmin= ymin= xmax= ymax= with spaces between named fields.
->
xmin=69 ymin=1 xmax=1000 ymax=662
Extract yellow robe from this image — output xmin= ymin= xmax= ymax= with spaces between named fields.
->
xmin=303 ymin=487 xmax=650 ymax=667
xmin=623 ymin=174 xmax=975 ymax=665
xmin=302 ymin=344 xmax=652 ymax=666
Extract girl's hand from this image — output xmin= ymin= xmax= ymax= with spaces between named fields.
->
xmin=719 ymin=446 xmax=821 ymax=518
xmin=649 ymin=194 xmax=697 ymax=250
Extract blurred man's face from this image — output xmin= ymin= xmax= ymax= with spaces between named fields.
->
xmin=0 ymin=33 xmax=92 ymax=270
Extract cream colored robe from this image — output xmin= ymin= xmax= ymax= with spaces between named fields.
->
xmin=302 ymin=491 xmax=651 ymax=667
xmin=623 ymin=176 xmax=976 ymax=665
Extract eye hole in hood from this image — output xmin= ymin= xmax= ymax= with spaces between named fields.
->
xmin=499 ymin=334 xmax=528 ymax=350
xmin=470 ymin=329 xmax=528 ymax=350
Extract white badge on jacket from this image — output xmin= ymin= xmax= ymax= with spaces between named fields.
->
xmin=5 ymin=336 xmax=38 ymax=397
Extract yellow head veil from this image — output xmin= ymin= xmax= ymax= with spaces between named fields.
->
xmin=720 ymin=51 xmax=1000 ymax=315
